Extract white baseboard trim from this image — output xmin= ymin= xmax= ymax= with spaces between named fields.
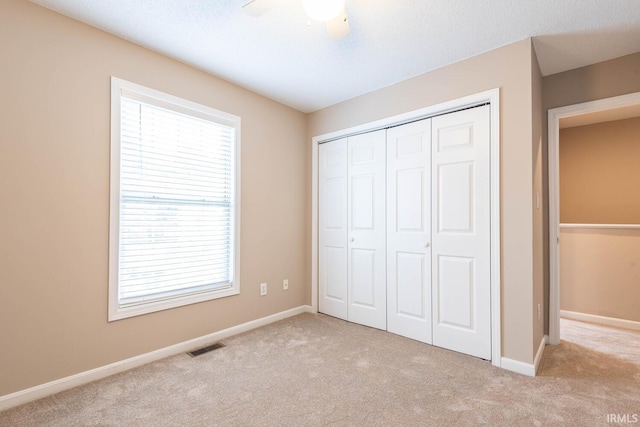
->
xmin=0 ymin=305 xmax=313 ymax=412
xmin=560 ymin=310 xmax=640 ymax=331
xmin=500 ymin=357 xmax=535 ymax=377
xmin=501 ymin=334 xmax=548 ymax=377
xmin=533 ymin=335 xmax=548 ymax=375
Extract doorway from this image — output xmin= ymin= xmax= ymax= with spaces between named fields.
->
xmin=548 ymin=91 xmax=640 ymax=345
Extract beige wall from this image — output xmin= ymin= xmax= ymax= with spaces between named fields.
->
xmin=307 ymin=39 xmax=538 ymax=364
xmin=532 ymin=47 xmax=545 ymax=352
xmin=560 ymin=228 xmax=640 ymax=322
xmin=0 ymin=0 xmax=307 ymax=396
xmin=558 ymin=117 xmax=640 ymax=324
xmin=543 ymin=52 xmax=640 ymax=112
xmin=560 ymin=117 xmax=640 ymax=224
xmin=541 ymin=51 xmax=640 ymax=333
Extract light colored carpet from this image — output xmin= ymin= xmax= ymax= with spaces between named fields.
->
xmin=1 ymin=314 xmax=639 ymax=426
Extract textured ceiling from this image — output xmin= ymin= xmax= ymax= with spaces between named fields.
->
xmin=29 ymin=0 xmax=640 ymax=113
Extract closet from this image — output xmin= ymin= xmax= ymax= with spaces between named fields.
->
xmin=318 ymin=105 xmax=491 ymax=360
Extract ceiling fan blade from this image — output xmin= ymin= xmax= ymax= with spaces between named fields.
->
xmin=325 ymin=12 xmax=350 ymax=39
xmin=242 ymin=0 xmax=284 ymax=17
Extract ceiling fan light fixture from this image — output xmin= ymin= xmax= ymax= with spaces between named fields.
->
xmin=302 ymin=0 xmax=345 ymax=22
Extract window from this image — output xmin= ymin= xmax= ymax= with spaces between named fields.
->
xmin=109 ymin=77 xmax=240 ymax=321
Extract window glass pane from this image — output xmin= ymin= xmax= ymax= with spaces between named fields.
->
xmin=117 ymin=94 xmax=235 ymax=307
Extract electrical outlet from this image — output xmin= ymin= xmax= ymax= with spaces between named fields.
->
xmin=260 ymin=282 xmax=267 ymax=296
xmin=537 ymin=303 xmax=541 ymax=320
xmin=283 ymin=279 xmax=289 ymax=291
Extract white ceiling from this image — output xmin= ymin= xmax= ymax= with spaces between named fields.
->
xmin=29 ymin=0 xmax=640 ymax=113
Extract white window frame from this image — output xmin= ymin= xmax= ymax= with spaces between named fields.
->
xmin=108 ymin=77 xmax=241 ymax=321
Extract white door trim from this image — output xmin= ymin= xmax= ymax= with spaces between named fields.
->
xmin=547 ymin=91 xmax=640 ymax=345
xmin=311 ymin=88 xmax=501 ymax=366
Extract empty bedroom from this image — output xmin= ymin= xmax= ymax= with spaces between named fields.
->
xmin=1 ymin=0 xmax=639 ymax=425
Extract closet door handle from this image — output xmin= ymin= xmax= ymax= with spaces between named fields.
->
xmin=350 ymin=237 xmax=355 ymax=242
xmin=424 ymin=242 xmax=430 ymax=248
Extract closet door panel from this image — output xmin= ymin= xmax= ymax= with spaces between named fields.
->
xmin=386 ymin=119 xmax=432 ymax=343
xmin=347 ymin=130 xmax=387 ymax=330
xmin=318 ymin=138 xmax=348 ymax=320
xmin=431 ymin=105 xmax=491 ymax=360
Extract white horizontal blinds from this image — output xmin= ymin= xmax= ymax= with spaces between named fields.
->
xmin=118 ymin=95 xmax=235 ymax=307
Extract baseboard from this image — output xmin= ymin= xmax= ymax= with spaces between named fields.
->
xmin=500 ymin=334 xmax=548 ymax=377
xmin=500 ymin=357 xmax=535 ymax=377
xmin=560 ymin=310 xmax=640 ymax=331
xmin=533 ymin=335 xmax=548 ymax=375
xmin=0 ymin=305 xmax=313 ymax=412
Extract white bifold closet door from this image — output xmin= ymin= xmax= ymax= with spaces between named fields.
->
xmin=431 ymin=105 xmax=491 ymax=360
xmin=347 ymin=130 xmax=387 ymax=330
xmin=319 ymin=104 xmax=491 ymax=360
xmin=318 ymin=130 xmax=387 ymax=330
xmin=318 ymin=138 xmax=348 ymax=320
xmin=386 ymin=119 xmax=433 ymax=343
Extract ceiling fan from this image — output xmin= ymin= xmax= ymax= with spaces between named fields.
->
xmin=243 ymin=0 xmax=351 ymax=39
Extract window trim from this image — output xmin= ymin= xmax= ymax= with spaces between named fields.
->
xmin=108 ymin=76 xmax=241 ymax=321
